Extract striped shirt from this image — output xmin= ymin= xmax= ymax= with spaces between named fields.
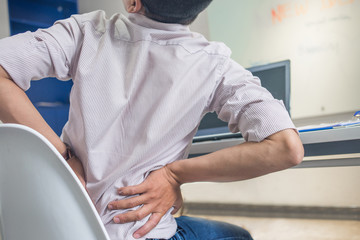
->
xmin=0 ymin=11 xmax=295 ymax=240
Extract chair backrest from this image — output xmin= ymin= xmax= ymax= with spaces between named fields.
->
xmin=0 ymin=124 xmax=110 ymax=240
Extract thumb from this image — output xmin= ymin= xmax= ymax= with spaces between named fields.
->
xmin=171 ymin=197 xmax=183 ymax=215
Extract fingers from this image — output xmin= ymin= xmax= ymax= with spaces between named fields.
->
xmin=108 ymin=182 xmax=148 ymax=210
xmin=113 ymin=205 xmax=151 ymax=224
xmin=118 ymin=182 xmax=147 ymax=196
xmin=132 ymin=213 xmax=162 ymax=239
xmin=108 ymin=181 xmax=152 ymax=210
xmin=108 ymin=194 xmax=146 ymax=210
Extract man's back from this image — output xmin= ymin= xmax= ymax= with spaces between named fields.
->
xmin=14 ymin=10 xmax=232 ymax=239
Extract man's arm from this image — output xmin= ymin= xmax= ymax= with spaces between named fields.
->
xmin=0 ymin=66 xmax=66 ymax=153
xmin=109 ymin=128 xmax=304 ymax=239
xmin=0 ymin=65 xmax=86 ymax=187
xmin=168 ymin=128 xmax=303 ymax=184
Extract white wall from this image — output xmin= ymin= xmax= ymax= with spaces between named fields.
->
xmin=0 ymin=0 xmax=10 ymax=39
xmin=190 ymin=10 xmax=210 ymax=40
xmin=77 ymin=0 xmax=127 ymax=16
xmin=182 ymin=166 xmax=360 ymax=207
xmin=207 ymin=0 xmax=360 ymax=119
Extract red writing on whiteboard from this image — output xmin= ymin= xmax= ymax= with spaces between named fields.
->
xmin=321 ymin=0 xmax=354 ymax=9
xmin=272 ymin=0 xmax=355 ymax=24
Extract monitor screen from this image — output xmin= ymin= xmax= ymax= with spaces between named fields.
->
xmin=195 ymin=60 xmax=290 ymax=140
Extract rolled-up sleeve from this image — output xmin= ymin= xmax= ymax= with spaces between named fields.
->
xmin=0 ymin=16 xmax=83 ymax=91
xmin=209 ymin=58 xmax=295 ymax=142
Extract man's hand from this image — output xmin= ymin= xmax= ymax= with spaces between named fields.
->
xmin=108 ymin=166 xmax=183 ymax=239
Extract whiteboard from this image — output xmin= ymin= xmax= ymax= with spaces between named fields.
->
xmin=207 ymin=0 xmax=360 ymax=119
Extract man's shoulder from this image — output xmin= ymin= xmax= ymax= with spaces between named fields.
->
xmin=202 ymin=40 xmax=232 ymax=58
xmin=175 ymin=31 xmax=231 ymax=58
xmin=69 ymin=10 xmax=124 ymax=34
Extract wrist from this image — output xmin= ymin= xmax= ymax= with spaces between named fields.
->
xmin=61 ymin=143 xmax=74 ymax=161
xmin=166 ymin=161 xmax=184 ymax=185
xmin=67 ymin=155 xmax=87 ymax=187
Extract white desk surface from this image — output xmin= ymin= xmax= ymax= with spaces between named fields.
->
xmin=190 ymin=111 xmax=360 ymax=167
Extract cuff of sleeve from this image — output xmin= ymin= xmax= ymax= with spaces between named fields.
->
xmin=238 ymin=99 xmax=296 ymax=142
xmin=0 ymin=32 xmax=36 ymax=91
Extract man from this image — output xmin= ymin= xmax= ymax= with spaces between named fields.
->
xmin=0 ymin=0 xmax=304 ymax=239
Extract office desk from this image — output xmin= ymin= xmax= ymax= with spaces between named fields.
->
xmin=190 ymin=125 xmax=360 ymax=168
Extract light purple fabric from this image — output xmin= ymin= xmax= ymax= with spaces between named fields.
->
xmin=0 ymin=11 xmax=295 ymax=240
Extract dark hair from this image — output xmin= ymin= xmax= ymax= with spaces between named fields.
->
xmin=141 ymin=0 xmax=213 ymax=25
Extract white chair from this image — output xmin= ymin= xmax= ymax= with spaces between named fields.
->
xmin=0 ymin=124 xmax=110 ymax=240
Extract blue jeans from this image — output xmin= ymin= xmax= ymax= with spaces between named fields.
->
xmin=148 ymin=216 xmax=253 ymax=240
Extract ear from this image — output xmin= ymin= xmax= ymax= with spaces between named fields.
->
xmin=126 ymin=0 xmax=143 ymax=13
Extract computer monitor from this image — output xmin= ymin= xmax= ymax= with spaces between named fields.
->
xmin=195 ymin=60 xmax=291 ymax=141
xmin=248 ymin=60 xmax=291 ymax=114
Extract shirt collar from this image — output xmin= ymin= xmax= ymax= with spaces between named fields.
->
xmin=127 ymin=13 xmax=190 ymax=32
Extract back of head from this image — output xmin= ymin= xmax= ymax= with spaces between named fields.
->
xmin=141 ymin=0 xmax=213 ymax=25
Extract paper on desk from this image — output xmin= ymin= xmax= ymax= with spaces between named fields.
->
xmin=297 ymin=120 xmax=360 ymax=132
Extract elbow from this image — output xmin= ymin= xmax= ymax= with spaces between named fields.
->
xmin=282 ymin=132 xmax=304 ymax=167
xmin=269 ymin=129 xmax=304 ymax=168
xmin=287 ymin=141 xmax=304 ymax=167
